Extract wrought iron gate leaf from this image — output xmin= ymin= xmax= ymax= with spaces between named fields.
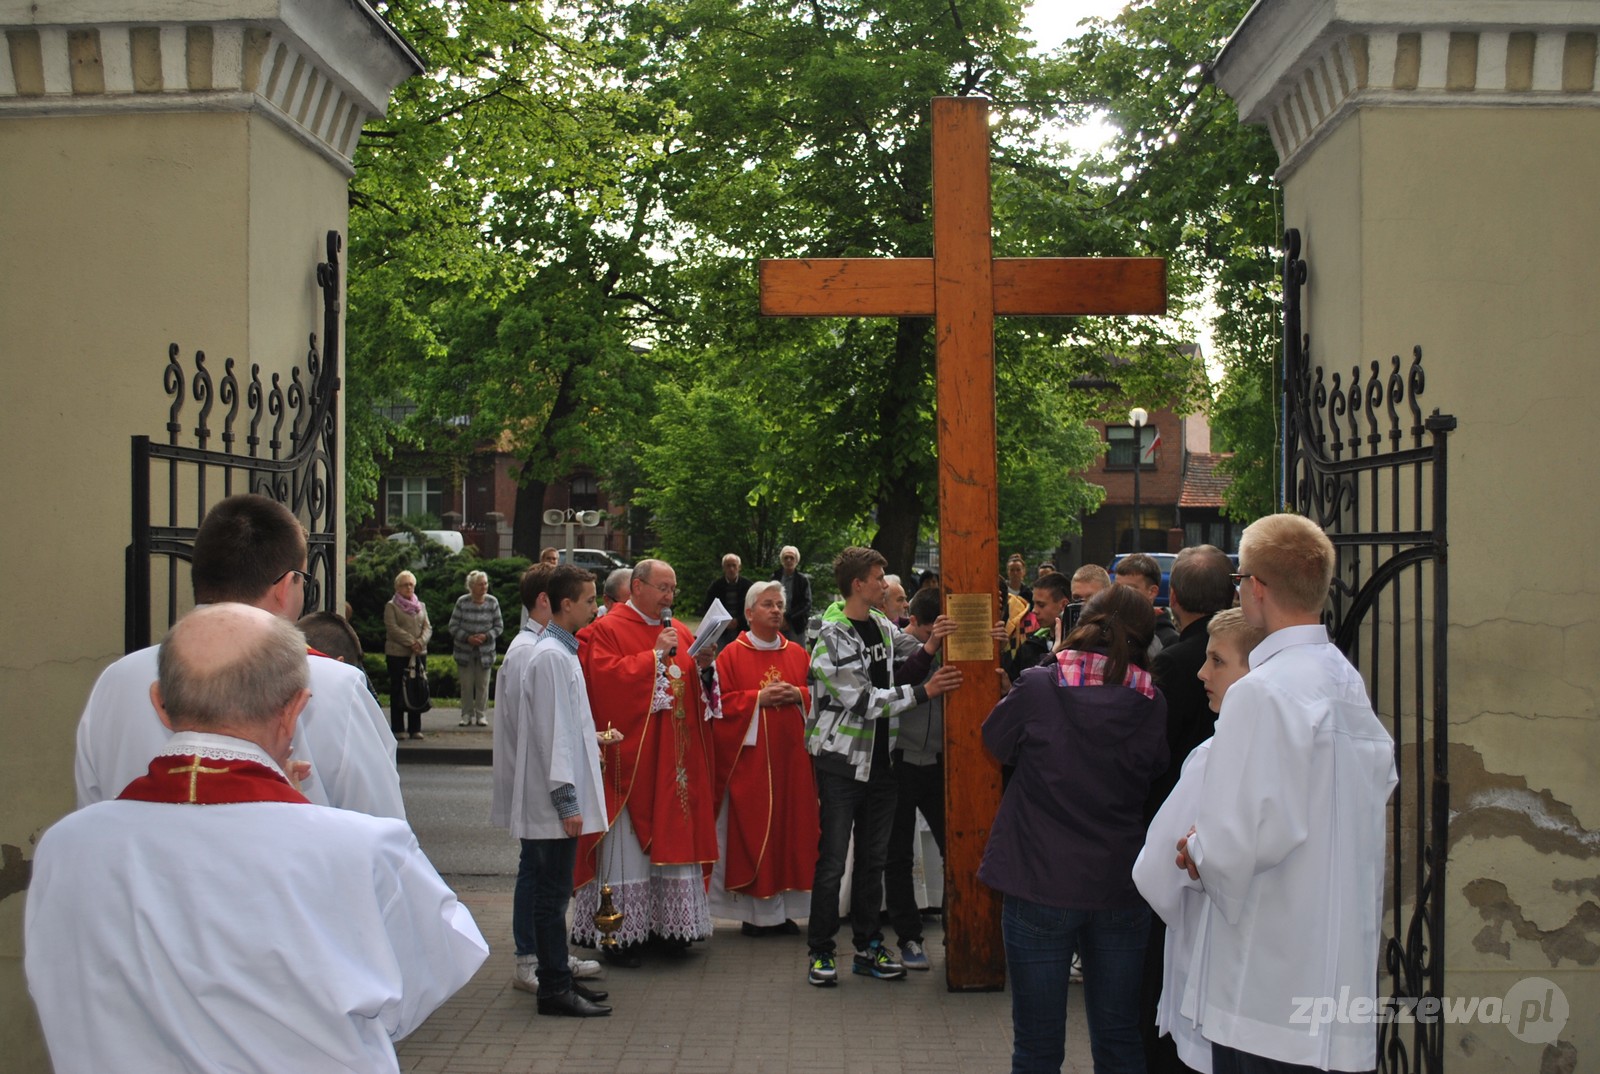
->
xmin=127 ymin=231 xmax=343 ymax=651
xmin=1282 ymin=229 xmax=1453 ymax=1074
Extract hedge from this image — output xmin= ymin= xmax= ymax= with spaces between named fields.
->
xmin=346 ymin=531 xmax=528 ymax=661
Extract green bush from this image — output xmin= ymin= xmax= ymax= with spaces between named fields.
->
xmin=365 ymin=652 xmax=509 ymax=707
xmin=347 ymin=531 xmax=528 ymax=659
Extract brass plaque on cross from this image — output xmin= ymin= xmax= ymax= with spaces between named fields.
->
xmin=944 ymin=592 xmax=997 ymax=663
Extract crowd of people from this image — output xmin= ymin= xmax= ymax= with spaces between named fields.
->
xmin=32 ymin=495 xmax=1396 ymax=1074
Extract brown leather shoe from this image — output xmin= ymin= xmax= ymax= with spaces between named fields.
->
xmin=537 ymin=989 xmax=611 ymax=1017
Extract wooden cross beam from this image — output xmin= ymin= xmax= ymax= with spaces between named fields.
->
xmin=760 ymin=96 xmax=1166 ymax=991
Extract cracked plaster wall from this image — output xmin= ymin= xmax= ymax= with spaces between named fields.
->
xmin=1284 ymin=105 xmax=1600 ymax=1072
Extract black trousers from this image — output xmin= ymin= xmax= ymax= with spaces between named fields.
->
xmin=387 ymin=655 xmax=420 ymax=735
xmin=884 ymin=752 xmax=945 ymax=944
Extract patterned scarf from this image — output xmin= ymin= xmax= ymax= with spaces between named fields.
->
xmin=1054 ymin=648 xmax=1158 ymax=699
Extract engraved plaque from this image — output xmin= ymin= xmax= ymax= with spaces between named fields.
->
xmin=944 ymin=591 xmax=996 ymax=663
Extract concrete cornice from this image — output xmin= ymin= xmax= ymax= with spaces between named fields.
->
xmin=0 ymin=0 xmax=423 ymax=171
xmin=1213 ymin=0 xmax=1600 ymax=175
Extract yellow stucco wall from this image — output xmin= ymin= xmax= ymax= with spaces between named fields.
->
xmin=1284 ymin=105 xmax=1600 ymax=1072
xmin=0 ymin=106 xmax=349 ymax=1067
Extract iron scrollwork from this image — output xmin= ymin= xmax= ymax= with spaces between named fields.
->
xmin=129 ymin=231 xmax=344 ymax=650
xmin=1281 ymin=229 xmax=1452 ymax=1074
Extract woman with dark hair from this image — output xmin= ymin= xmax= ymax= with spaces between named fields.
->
xmin=979 ymin=584 xmax=1170 ymax=1074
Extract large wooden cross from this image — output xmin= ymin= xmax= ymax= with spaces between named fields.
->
xmin=760 ymin=96 xmax=1166 ymax=990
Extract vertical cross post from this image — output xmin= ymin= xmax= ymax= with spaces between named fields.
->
xmin=760 ymin=96 xmax=1166 ymax=989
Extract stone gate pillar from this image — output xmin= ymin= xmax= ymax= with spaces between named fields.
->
xmin=0 ymin=0 xmax=419 ymax=1062
xmin=1214 ymin=4 xmax=1598 ymax=1071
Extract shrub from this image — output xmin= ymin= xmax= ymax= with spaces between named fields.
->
xmin=346 ymin=533 xmax=529 ymax=658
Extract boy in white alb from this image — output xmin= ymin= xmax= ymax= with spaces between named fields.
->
xmin=1174 ymin=515 xmax=1397 ymax=1074
xmin=75 ymin=494 xmax=403 ymax=819
xmin=1134 ymin=608 xmax=1265 ymax=1073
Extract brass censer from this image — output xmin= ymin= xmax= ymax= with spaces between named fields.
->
xmin=592 ymin=721 xmax=626 ymax=948
xmin=592 ymin=885 xmax=625 ymax=948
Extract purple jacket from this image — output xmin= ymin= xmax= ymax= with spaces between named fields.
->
xmin=978 ymin=657 xmax=1169 ymax=909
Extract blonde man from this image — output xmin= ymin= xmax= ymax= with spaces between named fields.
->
xmin=1069 ymin=563 xmax=1111 ymax=602
xmin=1175 ymin=515 xmax=1397 ymax=1073
xmin=1133 ymin=608 xmax=1267 ymax=1073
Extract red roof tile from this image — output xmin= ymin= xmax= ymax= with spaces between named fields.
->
xmin=1180 ymin=453 xmax=1233 ymax=509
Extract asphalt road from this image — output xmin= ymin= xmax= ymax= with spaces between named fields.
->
xmin=400 ymin=764 xmax=519 ymax=892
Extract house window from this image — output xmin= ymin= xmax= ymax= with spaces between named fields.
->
xmin=571 ymin=474 xmax=599 ymax=511
xmin=1107 ymin=426 xmax=1158 ymax=469
xmin=386 ymin=476 xmax=444 ymax=524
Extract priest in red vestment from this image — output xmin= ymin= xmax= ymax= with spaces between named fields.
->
xmin=708 ymin=580 xmax=817 ymax=936
xmin=571 ymin=558 xmax=719 ymax=965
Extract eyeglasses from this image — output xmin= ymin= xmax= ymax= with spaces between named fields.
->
xmin=1230 ymin=572 xmax=1259 ymax=586
xmin=643 ymin=581 xmax=677 ymax=596
xmin=277 ymin=568 xmax=312 ymax=588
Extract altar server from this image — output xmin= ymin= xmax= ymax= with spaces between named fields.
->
xmin=76 ymin=493 xmax=403 ymax=818
xmin=28 ymin=603 xmax=487 ymax=1074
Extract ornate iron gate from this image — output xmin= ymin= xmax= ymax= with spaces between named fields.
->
xmin=1281 ymin=229 xmax=1453 ymax=1074
xmin=126 ymin=231 xmax=343 ymax=651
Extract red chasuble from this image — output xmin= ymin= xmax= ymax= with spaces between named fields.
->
xmin=710 ymin=633 xmax=818 ymax=898
xmin=118 ymin=753 xmax=308 ymax=806
xmin=575 ymin=604 xmax=718 ymax=887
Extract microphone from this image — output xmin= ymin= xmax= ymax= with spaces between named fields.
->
xmin=661 ymin=606 xmax=676 ymax=657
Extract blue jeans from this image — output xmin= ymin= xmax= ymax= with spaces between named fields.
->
xmin=1003 ymin=894 xmax=1150 ymax=1074
xmin=513 ymin=837 xmax=577 ymax=996
xmin=807 ymin=764 xmax=897 ymax=955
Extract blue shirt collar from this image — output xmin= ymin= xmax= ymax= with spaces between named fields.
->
xmin=544 ymin=621 xmax=579 ymax=654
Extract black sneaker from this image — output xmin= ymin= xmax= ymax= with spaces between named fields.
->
xmin=852 ymin=939 xmax=907 ymax=980
xmin=807 ymin=951 xmax=838 ymax=987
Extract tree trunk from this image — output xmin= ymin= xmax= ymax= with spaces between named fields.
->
xmin=511 ymin=474 xmax=549 ymax=559
xmin=873 ymin=481 xmax=923 ymax=579
xmin=871 ymin=316 xmax=934 ymax=577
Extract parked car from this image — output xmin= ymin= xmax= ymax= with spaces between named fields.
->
xmin=1107 ymin=552 xmax=1178 ymax=607
xmin=386 ymin=529 xmax=466 ymax=568
xmin=562 ymin=547 xmax=631 ymax=585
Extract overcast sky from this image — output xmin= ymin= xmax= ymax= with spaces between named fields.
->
xmin=1022 ymin=0 xmax=1130 ymax=52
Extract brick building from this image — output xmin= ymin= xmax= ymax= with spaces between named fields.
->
xmin=366 ymin=437 xmax=635 ymax=562
xmin=1073 ymin=405 xmax=1243 ymax=568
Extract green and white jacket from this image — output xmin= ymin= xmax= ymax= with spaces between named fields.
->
xmin=805 ymin=602 xmax=927 ymax=782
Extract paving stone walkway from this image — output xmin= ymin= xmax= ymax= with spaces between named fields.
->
xmin=394 ymin=707 xmax=1093 ymax=1073
xmin=396 ymin=892 xmax=1098 ymax=1074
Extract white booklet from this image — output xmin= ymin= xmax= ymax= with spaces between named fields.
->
xmin=686 ymin=599 xmax=735 ymax=658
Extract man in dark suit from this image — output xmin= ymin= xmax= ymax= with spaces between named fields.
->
xmin=1142 ymin=542 xmax=1235 ymax=1073
xmin=772 ymin=545 xmax=812 ymax=643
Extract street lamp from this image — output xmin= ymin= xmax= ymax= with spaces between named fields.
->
xmin=1128 ymin=407 xmax=1148 ymax=553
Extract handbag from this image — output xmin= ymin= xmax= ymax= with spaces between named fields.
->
xmin=401 ymin=654 xmax=432 ymax=714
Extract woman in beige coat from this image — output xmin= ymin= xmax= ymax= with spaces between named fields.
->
xmin=384 ymin=570 xmax=433 ymax=739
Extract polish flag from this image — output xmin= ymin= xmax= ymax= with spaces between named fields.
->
xmin=1141 ymin=428 xmax=1162 ymax=463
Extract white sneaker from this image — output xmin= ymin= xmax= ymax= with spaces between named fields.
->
xmin=511 ymin=954 xmax=539 ymax=994
xmin=1069 ymin=953 xmax=1084 ymax=982
xmin=515 ymin=953 xmax=603 ymax=990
